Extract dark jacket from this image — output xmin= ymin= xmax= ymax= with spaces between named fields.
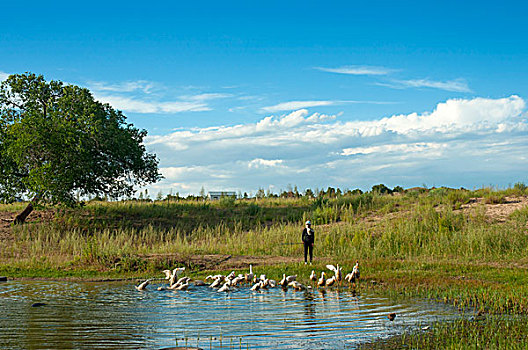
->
xmin=302 ymin=227 xmax=315 ymax=244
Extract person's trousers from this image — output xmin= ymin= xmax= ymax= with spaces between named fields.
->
xmin=304 ymin=243 xmax=313 ymax=262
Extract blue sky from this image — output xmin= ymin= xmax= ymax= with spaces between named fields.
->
xmin=2 ymin=1 xmax=528 ymax=195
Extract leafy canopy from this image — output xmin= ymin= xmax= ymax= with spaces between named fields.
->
xmin=0 ymin=73 xmax=161 ymax=204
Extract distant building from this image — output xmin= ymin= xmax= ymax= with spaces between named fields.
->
xmin=208 ymin=191 xmax=237 ymax=200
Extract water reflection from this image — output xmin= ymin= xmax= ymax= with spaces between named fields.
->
xmin=0 ymin=281 xmax=457 ymax=349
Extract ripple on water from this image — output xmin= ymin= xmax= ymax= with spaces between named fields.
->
xmin=0 ymin=281 xmax=458 ymax=349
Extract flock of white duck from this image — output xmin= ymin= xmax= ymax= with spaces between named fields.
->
xmin=135 ymin=261 xmax=360 ymax=293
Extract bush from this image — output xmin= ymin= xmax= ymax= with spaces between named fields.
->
xmin=218 ymin=196 xmax=236 ymax=208
xmin=447 ymin=190 xmax=471 ymax=206
xmin=513 ymin=182 xmax=527 ymax=194
xmin=484 ymin=193 xmax=506 ymax=204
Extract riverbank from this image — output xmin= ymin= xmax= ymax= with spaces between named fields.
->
xmin=3 ymin=257 xmax=528 ymax=349
xmin=2 ymin=187 xmax=528 ymax=348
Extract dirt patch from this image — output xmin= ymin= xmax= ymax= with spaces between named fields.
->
xmin=354 ymin=196 xmax=528 ymax=226
xmin=0 ymin=209 xmax=56 ymax=242
xmin=458 ymin=196 xmax=528 ymax=222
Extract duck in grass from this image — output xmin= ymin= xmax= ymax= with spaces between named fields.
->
xmin=279 ymin=274 xmax=297 ymax=286
xmin=310 ymin=270 xmax=317 ymax=282
xmin=317 ymin=272 xmax=326 ymax=287
xmin=245 ymin=264 xmax=254 ymax=284
xmin=345 ymin=261 xmax=360 ymax=285
xmin=325 ymin=275 xmax=336 ymax=287
xmin=326 ymin=264 xmax=343 ymax=284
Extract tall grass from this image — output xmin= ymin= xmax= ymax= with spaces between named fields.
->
xmin=3 ymin=187 xmax=528 ymax=271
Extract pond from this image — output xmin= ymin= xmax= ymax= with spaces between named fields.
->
xmin=0 ymin=280 xmax=457 ymax=349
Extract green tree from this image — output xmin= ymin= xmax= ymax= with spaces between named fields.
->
xmin=199 ymin=186 xmax=206 ymax=199
xmin=0 ymin=73 xmax=161 ymax=223
xmin=256 ymin=188 xmax=265 ymax=199
xmin=392 ymin=185 xmax=404 ymax=193
xmin=371 ymin=184 xmax=392 ymax=195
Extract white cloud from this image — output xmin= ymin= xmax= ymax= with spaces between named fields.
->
xmin=180 ymin=93 xmax=233 ymax=101
xmin=87 ymin=79 xmax=235 ymax=114
xmin=0 ymin=71 xmax=9 ymax=81
xmin=374 ymin=95 xmax=524 ymax=134
xmin=315 ymin=65 xmax=394 ymax=75
xmin=145 ymin=95 xmax=528 ymax=195
xmin=262 ymin=100 xmax=337 ymax=112
xmin=376 ymin=78 xmax=472 ymax=93
xmin=248 ymin=158 xmax=284 ymax=169
xmin=88 ymin=80 xmax=158 ymax=94
xmin=341 ymin=142 xmax=446 ymax=156
xmin=94 ymin=94 xmax=210 ymax=113
xmin=262 ymin=100 xmax=397 ymax=112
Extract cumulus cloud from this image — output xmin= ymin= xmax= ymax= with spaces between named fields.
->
xmin=373 ymin=95 xmax=524 ymax=134
xmin=144 ymin=95 xmax=528 ymax=195
xmin=315 ymin=65 xmax=395 ymax=75
xmin=376 ymin=78 xmax=472 ymax=93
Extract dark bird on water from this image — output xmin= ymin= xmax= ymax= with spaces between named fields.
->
xmin=31 ymin=302 xmax=47 ymax=307
xmin=388 ymin=313 xmax=396 ymax=321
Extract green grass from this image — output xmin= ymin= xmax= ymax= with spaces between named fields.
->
xmin=5 ymin=194 xmax=527 ymax=269
xmin=363 ymin=317 xmax=528 ymax=349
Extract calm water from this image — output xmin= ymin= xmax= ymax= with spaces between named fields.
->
xmin=0 ymin=280 xmax=456 ymax=349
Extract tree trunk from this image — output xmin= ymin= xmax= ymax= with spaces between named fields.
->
xmin=14 ymin=194 xmax=40 ymax=224
xmin=14 ymin=202 xmax=33 ymax=224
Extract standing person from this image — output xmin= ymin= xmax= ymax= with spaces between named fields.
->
xmin=302 ymin=220 xmax=315 ymax=265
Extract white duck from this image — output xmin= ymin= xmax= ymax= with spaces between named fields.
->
xmin=250 ymin=281 xmax=262 ymax=291
xmin=325 ymin=276 xmax=336 ymax=287
xmin=326 ymin=264 xmax=342 ymax=283
xmin=217 ymin=283 xmax=231 ymax=292
xmin=175 ymin=282 xmax=189 ymax=291
xmin=206 ymin=274 xmax=225 ymax=282
xmin=310 ymin=270 xmax=317 ymax=282
xmin=345 ymin=261 xmax=360 ymax=284
xmin=232 ymin=276 xmax=245 ymax=286
xmin=317 ymin=272 xmax=326 ymax=287
xmin=209 ymin=278 xmax=223 ymax=288
xmin=288 ymin=281 xmax=306 ymax=291
xmin=245 ymin=264 xmax=254 ymax=283
xmin=135 ymin=279 xmax=151 ymax=291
